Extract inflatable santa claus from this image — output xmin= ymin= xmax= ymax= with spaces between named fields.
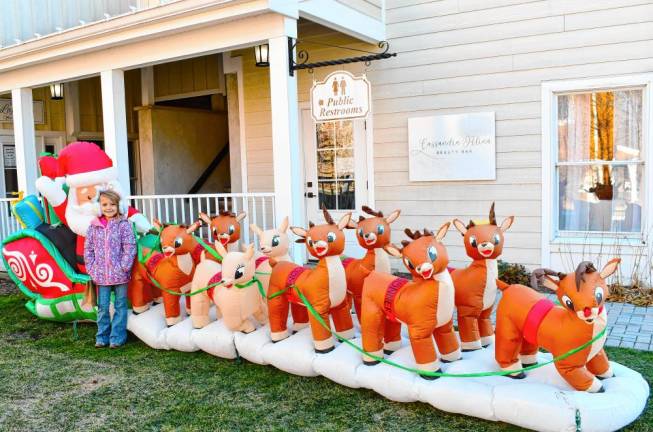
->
xmin=35 ymin=141 xmax=151 ymax=272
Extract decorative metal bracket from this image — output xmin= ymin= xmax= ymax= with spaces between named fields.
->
xmin=287 ymin=38 xmax=396 ymax=76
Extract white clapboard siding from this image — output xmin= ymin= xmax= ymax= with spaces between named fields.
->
xmin=371 ymin=0 xmax=653 ymax=268
xmin=335 ymin=0 xmax=383 ymax=20
xmin=239 ymin=2 xmax=653 ymax=269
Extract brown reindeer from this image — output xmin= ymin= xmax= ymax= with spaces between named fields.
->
xmin=495 ymin=259 xmax=619 ymax=392
xmin=266 ymin=206 xmax=354 ymax=353
xmin=452 ymin=202 xmax=514 ymax=351
xmin=361 ymin=223 xmax=461 ymax=378
xmin=199 ymin=210 xmax=246 ymax=253
xmin=346 ymin=206 xmax=400 ymax=316
xmin=128 ymin=219 xmax=203 ymax=326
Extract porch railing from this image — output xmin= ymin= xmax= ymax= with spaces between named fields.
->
xmin=128 ymin=192 xmax=276 ymax=247
xmin=0 ymin=198 xmax=21 ymax=242
xmin=0 ymin=193 xmax=275 ymax=269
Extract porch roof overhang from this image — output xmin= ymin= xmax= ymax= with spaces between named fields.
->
xmin=0 ymin=0 xmax=385 ymax=93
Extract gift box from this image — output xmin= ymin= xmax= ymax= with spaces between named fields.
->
xmin=11 ymin=192 xmax=45 ymax=229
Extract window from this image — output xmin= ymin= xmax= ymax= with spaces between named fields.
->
xmin=555 ymin=88 xmax=645 ymax=236
xmin=315 ymin=121 xmax=355 ymax=210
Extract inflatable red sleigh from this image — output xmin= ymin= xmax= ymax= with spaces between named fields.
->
xmin=2 ymin=228 xmax=95 ymax=321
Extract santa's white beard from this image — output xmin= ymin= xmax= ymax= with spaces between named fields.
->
xmin=66 ymin=187 xmax=101 ymax=236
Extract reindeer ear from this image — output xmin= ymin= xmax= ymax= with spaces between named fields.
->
xmin=278 ymin=216 xmax=289 ymax=233
xmin=500 ymin=216 xmax=514 ymax=232
xmin=452 ymin=219 xmax=467 ymax=235
xmin=213 ymin=240 xmax=228 ymax=258
xmin=236 ymin=212 xmax=247 ymax=223
xmin=250 ymin=223 xmax=263 ymax=237
xmin=385 ymin=209 xmax=401 ymax=224
xmin=290 ymin=226 xmax=308 ymax=238
xmin=347 ymin=219 xmax=358 ymax=229
xmin=540 ymin=275 xmax=560 ymax=292
xmin=600 ymin=258 xmax=621 ymax=279
xmin=198 ymin=212 xmax=211 ymax=225
xmin=244 ymin=243 xmax=255 ymax=260
xmin=186 ymin=220 xmax=201 ymax=234
xmin=153 ymin=218 xmax=162 ymax=230
xmin=383 ymin=243 xmax=402 ymax=258
xmin=435 ymin=222 xmax=451 ymax=242
xmin=337 ymin=212 xmax=352 ymax=230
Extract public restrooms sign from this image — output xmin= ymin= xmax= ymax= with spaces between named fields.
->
xmin=408 ymin=112 xmax=496 ymax=181
xmin=311 ymin=71 xmax=371 ymax=122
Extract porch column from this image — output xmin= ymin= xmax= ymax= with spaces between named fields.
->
xmin=11 ymin=88 xmax=37 ymax=194
xmin=268 ymin=25 xmax=305 ymax=263
xmin=100 ymin=69 xmax=131 ymax=196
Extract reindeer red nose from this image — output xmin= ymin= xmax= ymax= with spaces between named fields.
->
xmin=583 ymin=307 xmax=591 ymax=317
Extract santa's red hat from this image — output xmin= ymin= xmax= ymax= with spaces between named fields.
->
xmin=57 ymin=142 xmax=118 ymax=187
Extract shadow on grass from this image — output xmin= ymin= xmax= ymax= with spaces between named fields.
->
xmin=0 ymin=294 xmax=650 ymax=432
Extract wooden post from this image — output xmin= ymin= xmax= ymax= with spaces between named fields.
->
xmin=100 ymin=69 xmax=131 ymax=195
xmin=11 ymin=88 xmax=37 ymax=194
xmin=268 ymin=21 xmax=305 ymax=263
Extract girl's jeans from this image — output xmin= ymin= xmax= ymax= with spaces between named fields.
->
xmin=96 ymin=284 xmax=128 ymax=346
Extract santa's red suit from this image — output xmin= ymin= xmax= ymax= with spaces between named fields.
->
xmin=35 ymin=142 xmax=151 ymax=273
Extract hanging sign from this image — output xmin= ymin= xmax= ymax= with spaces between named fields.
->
xmin=311 ymin=71 xmax=370 ymax=122
xmin=0 ymin=99 xmax=45 ymax=124
xmin=408 ymin=112 xmax=496 ymax=181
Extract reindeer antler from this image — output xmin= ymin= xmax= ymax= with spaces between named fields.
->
xmin=308 ymin=221 xmax=315 ymax=228
xmin=466 ymin=220 xmax=476 ymax=230
xmin=321 ymin=203 xmax=335 ymax=225
xmin=362 ymin=205 xmax=383 ymax=218
xmin=400 ymin=240 xmax=411 ymax=248
xmin=489 ymin=202 xmax=497 ymax=225
xmin=422 ymin=228 xmax=433 ymax=237
xmin=218 ymin=210 xmax=236 ymax=217
xmin=531 ymin=268 xmax=566 ymax=290
xmin=575 ymin=261 xmax=597 ymax=291
xmin=404 ymin=228 xmax=423 ymax=240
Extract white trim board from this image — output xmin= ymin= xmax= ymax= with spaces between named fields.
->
xmin=541 ymin=73 xmax=653 ymax=273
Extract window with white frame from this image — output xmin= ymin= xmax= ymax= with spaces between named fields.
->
xmin=554 ymin=87 xmax=645 ymax=236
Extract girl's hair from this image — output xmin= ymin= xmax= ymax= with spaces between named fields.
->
xmin=98 ymin=190 xmax=123 ymax=214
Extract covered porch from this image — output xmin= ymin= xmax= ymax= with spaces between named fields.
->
xmin=0 ymin=0 xmax=386 ymax=261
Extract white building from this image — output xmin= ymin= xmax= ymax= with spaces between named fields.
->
xmin=0 ymin=0 xmax=651 ymax=281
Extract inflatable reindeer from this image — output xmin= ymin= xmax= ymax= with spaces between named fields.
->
xmin=129 ymin=220 xmax=203 ymax=326
xmin=452 ymin=203 xmax=514 ymax=351
xmin=266 ymin=207 xmax=354 ymax=353
xmin=495 ymin=259 xmax=619 ymax=392
xmin=361 ymin=224 xmax=461 ymax=378
xmin=190 ymin=241 xmax=268 ymax=332
xmin=250 ymin=217 xmax=309 ymax=330
xmin=199 ymin=210 xmax=246 ymax=253
xmin=191 ymin=240 xmax=268 ymax=333
xmin=346 ymin=206 xmax=400 ymax=324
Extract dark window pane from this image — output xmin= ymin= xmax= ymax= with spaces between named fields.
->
xmin=318 ymin=182 xmax=336 ymax=210
xmin=4 ymin=168 xmax=18 ymax=197
xmin=337 ymin=181 xmax=355 ymax=210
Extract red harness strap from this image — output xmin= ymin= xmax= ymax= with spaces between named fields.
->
xmin=283 ymin=266 xmax=310 ymax=304
xmin=206 ymin=271 xmax=223 ymax=299
xmin=255 ymin=256 xmax=269 ymax=268
xmin=383 ymin=277 xmax=409 ymax=323
xmin=146 ymin=253 xmax=164 ymax=274
xmin=341 ymin=257 xmax=354 ymax=269
xmin=523 ymin=298 xmax=555 ymax=345
xmin=191 ymin=243 xmax=205 ymax=263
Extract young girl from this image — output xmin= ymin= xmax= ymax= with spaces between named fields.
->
xmin=84 ymin=190 xmax=137 ymax=348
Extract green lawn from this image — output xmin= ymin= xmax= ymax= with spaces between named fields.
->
xmin=0 ymin=293 xmax=651 ymax=432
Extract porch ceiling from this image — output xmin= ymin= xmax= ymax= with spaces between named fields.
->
xmin=0 ymin=0 xmax=296 ymax=93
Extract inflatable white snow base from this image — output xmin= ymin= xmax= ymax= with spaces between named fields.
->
xmin=128 ymin=301 xmax=649 ymax=432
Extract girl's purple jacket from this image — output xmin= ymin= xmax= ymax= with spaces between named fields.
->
xmin=84 ymin=216 xmax=137 ymax=286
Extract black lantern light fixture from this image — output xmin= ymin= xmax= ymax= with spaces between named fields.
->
xmin=49 ymin=83 xmax=64 ymax=100
xmin=254 ymin=43 xmax=269 ymax=67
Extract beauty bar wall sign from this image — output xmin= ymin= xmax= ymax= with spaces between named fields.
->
xmin=311 ymin=71 xmax=370 ymax=122
xmin=408 ymin=112 xmax=496 ymax=181
xmin=0 ymin=99 xmax=45 ymax=124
